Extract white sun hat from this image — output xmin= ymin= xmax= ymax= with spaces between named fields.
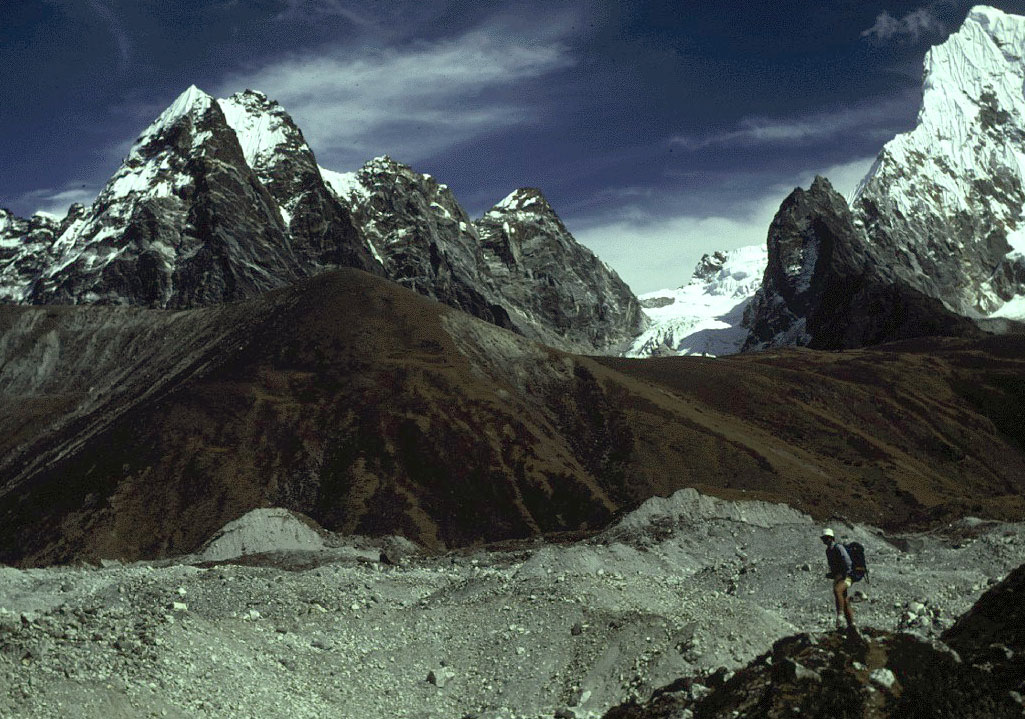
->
xmin=821 ymin=528 xmax=835 ymax=538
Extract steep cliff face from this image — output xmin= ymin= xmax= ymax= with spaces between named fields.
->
xmin=320 ymin=156 xmax=516 ymax=332
xmin=0 ymin=86 xmax=380 ymax=310
xmin=743 ymin=178 xmax=981 ymax=351
xmin=0 ymin=208 xmax=74 ymax=300
xmin=474 ymin=188 xmax=646 ymax=353
xmin=852 ymin=6 xmax=1025 ymax=319
xmin=22 ymin=86 xmax=304 ymax=307
xmin=322 ymin=161 xmax=645 ymax=353
xmin=217 ymin=90 xmax=381 ymax=274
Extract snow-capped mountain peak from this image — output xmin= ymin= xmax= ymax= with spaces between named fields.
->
xmin=2 ymin=85 xmax=639 ymax=353
xmin=318 ymin=167 xmax=370 ymax=203
xmin=132 ymin=84 xmax=214 ymax=156
xmin=217 ymin=89 xmax=311 ymax=174
xmin=849 ymin=4 xmax=1025 ymax=321
xmin=626 ymin=245 xmax=767 ymax=357
xmin=490 ymin=188 xmax=553 ymax=216
xmin=688 ymin=245 xmax=767 ymax=297
xmin=917 ymin=6 xmax=1025 ymax=145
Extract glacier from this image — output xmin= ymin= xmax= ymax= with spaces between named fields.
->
xmin=626 ymin=245 xmax=766 ymax=357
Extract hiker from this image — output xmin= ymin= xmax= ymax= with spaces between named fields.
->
xmin=821 ymin=528 xmax=855 ymax=630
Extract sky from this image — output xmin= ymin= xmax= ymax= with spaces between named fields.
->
xmin=2 ymin=0 xmax=1024 ymax=293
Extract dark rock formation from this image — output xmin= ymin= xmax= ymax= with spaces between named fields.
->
xmin=693 ymin=251 xmax=729 ymax=283
xmin=475 ymin=187 xmax=647 ymax=353
xmin=327 ymin=155 xmax=515 ymax=332
xmin=943 ymin=562 xmax=1025 ymax=698
xmin=28 ymin=86 xmax=298 ymax=306
xmin=5 ymin=86 xmax=380 ymax=310
xmin=604 ymin=626 xmax=1024 ymax=718
xmin=217 ymin=90 xmax=382 ymax=275
xmin=744 ymin=177 xmax=983 ymax=351
xmin=744 ymin=9 xmax=1025 ymax=351
xmin=2 ymin=88 xmax=643 ymax=354
xmin=326 ymin=160 xmax=645 ymax=353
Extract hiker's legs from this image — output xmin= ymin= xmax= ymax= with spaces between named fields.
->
xmin=833 ymin=578 xmax=854 ymax=627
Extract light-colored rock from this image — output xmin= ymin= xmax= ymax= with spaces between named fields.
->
xmin=869 ymin=667 xmax=896 ymax=689
xmin=195 ymin=508 xmax=326 ymax=562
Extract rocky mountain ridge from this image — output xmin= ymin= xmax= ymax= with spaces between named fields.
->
xmin=0 ymin=87 xmax=642 ymax=354
xmin=475 ymin=187 xmax=646 ymax=352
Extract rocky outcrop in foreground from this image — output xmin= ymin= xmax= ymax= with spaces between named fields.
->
xmin=943 ymin=561 xmax=1025 ymax=699
xmin=604 ymin=626 xmax=1023 ymax=719
xmin=605 ymin=561 xmax=1025 ymax=718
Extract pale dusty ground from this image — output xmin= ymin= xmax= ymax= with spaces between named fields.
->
xmin=1 ymin=490 xmax=1022 ymax=719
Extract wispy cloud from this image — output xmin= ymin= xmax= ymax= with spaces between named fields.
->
xmin=669 ymin=97 xmax=911 ymax=151
xmin=860 ymin=6 xmax=947 ymax=45
xmin=213 ymin=14 xmax=579 ymax=168
xmin=273 ymin=0 xmax=375 ymax=27
xmin=85 ymin=0 xmax=131 ymax=67
xmin=17 ymin=184 xmax=100 ymax=217
xmin=42 ymin=0 xmax=131 ymax=67
xmin=570 ymin=157 xmax=877 ymax=294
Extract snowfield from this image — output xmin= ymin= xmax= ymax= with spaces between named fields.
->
xmin=627 ymin=246 xmax=766 ymax=357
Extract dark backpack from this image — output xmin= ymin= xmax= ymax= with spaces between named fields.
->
xmin=844 ymin=541 xmax=867 ymax=582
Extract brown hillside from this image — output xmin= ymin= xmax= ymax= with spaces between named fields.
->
xmin=1 ymin=269 xmax=1023 ymax=566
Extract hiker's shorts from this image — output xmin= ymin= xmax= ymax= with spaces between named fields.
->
xmin=834 ymin=576 xmax=852 ymax=591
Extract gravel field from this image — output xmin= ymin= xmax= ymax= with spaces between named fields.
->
xmin=1 ymin=490 xmax=1022 ymax=719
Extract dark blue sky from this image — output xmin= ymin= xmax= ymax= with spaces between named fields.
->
xmin=3 ymin=1 xmax=1023 ymax=291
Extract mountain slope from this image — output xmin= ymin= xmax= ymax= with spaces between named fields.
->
xmin=321 ymin=160 xmax=645 ymax=353
xmin=217 ymin=90 xmax=382 ymax=274
xmin=2 ymin=269 xmax=1025 ymax=566
xmin=318 ymin=155 xmax=517 ymax=334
